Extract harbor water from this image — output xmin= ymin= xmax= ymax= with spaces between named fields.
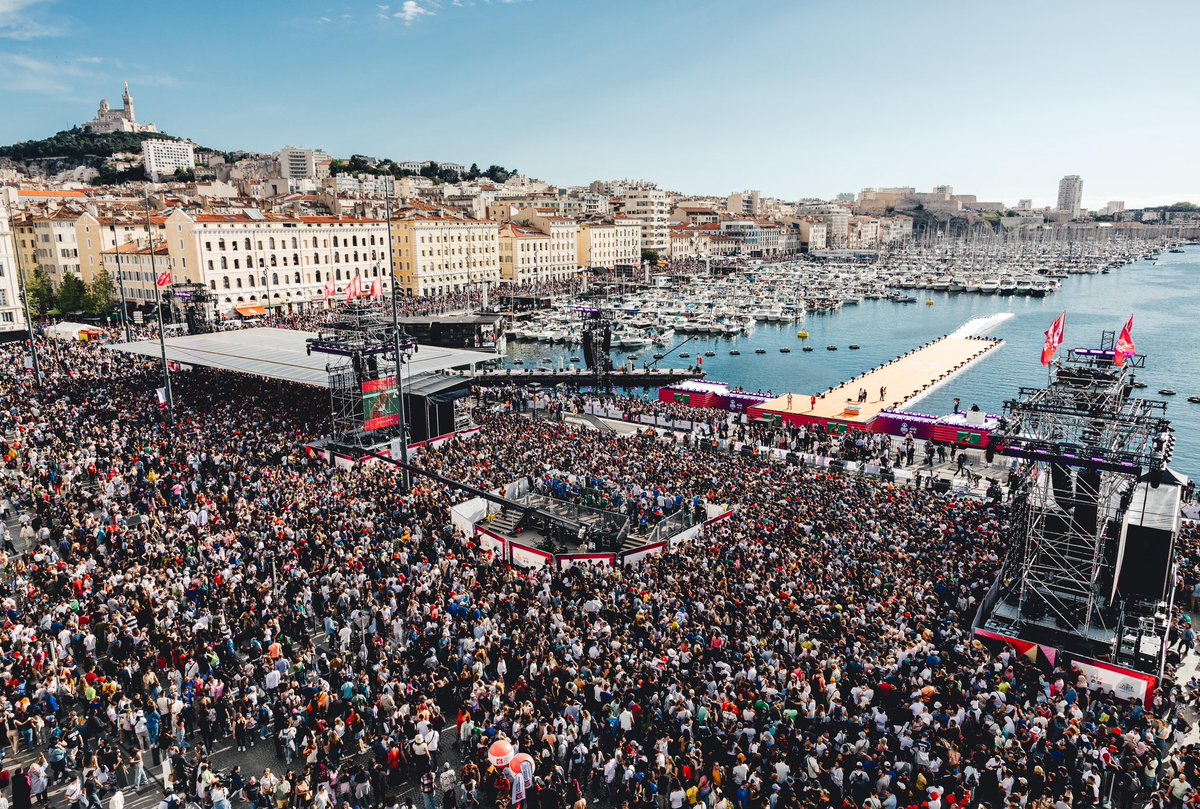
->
xmin=503 ymin=246 xmax=1200 ymax=476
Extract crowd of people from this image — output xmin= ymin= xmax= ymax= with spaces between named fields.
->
xmin=1 ymin=328 xmax=1199 ymax=809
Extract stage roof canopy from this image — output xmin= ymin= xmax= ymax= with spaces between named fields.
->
xmin=106 ymin=327 xmax=496 ymax=388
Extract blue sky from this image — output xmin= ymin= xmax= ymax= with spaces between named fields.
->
xmin=1 ymin=0 xmax=1197 ymax=207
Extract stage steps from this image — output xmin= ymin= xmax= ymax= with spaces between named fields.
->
xmin=621 ymin=534 xmax=649 ymax=553
xmin=488 ymin=509 xmax=523 ymax=536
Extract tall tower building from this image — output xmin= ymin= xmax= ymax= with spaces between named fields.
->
xmin=1057 ymin=175 xmax=1083 ymax=220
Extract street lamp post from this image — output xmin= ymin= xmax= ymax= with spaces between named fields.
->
xmin=384 ymin=187 xmax=410 ymax=489
xmin=11 ymin=235 xmax=43 ymax=387
xmin=110 ymin=224 xmax=132 ymax=342
xmin=144 ymin=189 xmax=174 ymax=421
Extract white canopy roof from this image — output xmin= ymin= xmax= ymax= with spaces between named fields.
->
xmin=106 ymin=327 xmax=494 ymax=387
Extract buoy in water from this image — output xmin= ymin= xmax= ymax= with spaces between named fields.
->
xmin=925 ymin=300 xmax=935 ymax=306
xmin=797 ymin=331 xmax=809 ymax=339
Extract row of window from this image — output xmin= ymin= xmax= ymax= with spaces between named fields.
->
xmin=205 ymin=233 xmax=380 ymax=251
xmin=207 ymin=251 xmax=379 ymax=271
xmin=211 ymin=265 xmax=386 ymax=290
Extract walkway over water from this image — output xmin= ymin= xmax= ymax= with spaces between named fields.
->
xmin=755 ymin=334 xmax=1004 ymax=425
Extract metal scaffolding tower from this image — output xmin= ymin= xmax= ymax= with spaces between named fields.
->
xmin=306 ymin=301 xmax=417 ymax=454
xmin=988 ymin=333 xmax=1172 ymax=646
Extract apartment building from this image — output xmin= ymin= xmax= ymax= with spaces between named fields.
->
xmin=511 ymin=209 xmax=579 ymax=280
xmin=613 ymin=189 xmax=671 ymax=255
xmin=576 ymin=215 xmax=641 ymax=269
xmin=0 ymin=200 xmax=23 ymax=330
xmin=389 ymin=207 xmax=500 ymax=297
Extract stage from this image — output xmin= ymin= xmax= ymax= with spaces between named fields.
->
xmin=106 ymin=327 xmax=496 ymax=386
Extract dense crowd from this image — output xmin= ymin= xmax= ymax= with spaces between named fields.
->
xmin=1 ymin=330 xmax=1200 ymax=809
xmin=479 ymin=388 xmax=995 ymax=487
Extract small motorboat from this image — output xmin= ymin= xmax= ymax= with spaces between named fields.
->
xmin=780 ymin=347 xmax=791 ymax=353
xmin=704 ymin=351 xmax=716 ymax=357
xmin=729 ymin=350 xmax=741 ymax=356
xmin=755 ymin=349 xmax=767 ymax=354
xmin=802 ymin=346 xmax=814 ymax=352
xmin=1131 ymin=381 xmax=1148 ymax=389
xmin=627 ymin=354 xmax=638 ymax=360
xmin=569 ymin=357 xmax=580 ymax=362
xmin=849 ymin=344 xmax=861 ymax=350
xmin=679 ymin=353 xmax=690 ymax=359
xmin=1188 ymin=396 xmax=1200 ymax=404
xmin=513 ymin=359 xmax=524 ymax=364
xmin=1159 ymin=389 xmax=1176 ymax=396
xmin=827 ymin=345 xmax=838 ymax=351
xmin=653 ymin=353 xmax=664 ymax=360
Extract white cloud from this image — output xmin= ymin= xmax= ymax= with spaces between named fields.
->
xmin=0 ymin=52 xmax=85 ymax=94
xmin=0 ymin=0 xmax=62 ymax=39
xmin=0 ymin=52 xmax=179 ymax=98
xmin=395 ymin=0 xmax=432 ymax=24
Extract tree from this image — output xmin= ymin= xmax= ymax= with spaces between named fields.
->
xmin=173 ymin=166 xmax=196 ymax=182
xmin=24 ymin=267 xmax=55 ymax=315
xmin=58 ymin=271 xmax=87 ymax=312
xmin=641 ymin=249 xmax=660 ymax=264
xmin=85 ymin=267 xmax=117 ymax=318
xmin=466 ymin=163 xmax=481 ymax=180
xmin=484 ymin=165 xmax=513 ymax=183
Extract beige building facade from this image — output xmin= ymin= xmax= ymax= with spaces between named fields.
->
xmin=389 ymin=209 xmax=500 ymax=297
xmin=576 ymin=215 xmax=640 ymax=269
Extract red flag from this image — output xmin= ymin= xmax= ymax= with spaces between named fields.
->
xmin=156 ymin=271 xmax=172 ymax=287
xmin=1114 ymin=315 xmax=1136 ymax=367
xmin=369 ymin=280 xmax=380 ymax=300
xmin=345 ymin=275 xmax=362 ymax=302
xmin=1041 ymin=312 xmax=1065 ymax=366
xmin=323 ymin=279 xmax=335 ymax=300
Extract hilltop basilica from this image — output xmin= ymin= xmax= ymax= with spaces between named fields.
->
xmin=84 ymin=82 xmax=157 ymax=134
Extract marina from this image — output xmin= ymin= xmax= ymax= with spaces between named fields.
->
xmin=503 ymin=244 xmax=1200 ymax=472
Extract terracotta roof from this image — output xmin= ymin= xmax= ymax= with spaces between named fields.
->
xmin=18 ymin=189 xmax=87 ymax=199
xmin=500 ymin=224 xmax=548 ymax=239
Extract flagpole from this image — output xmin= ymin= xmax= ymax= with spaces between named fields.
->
xmin=145 ymin=188 xmax=174 ymax=422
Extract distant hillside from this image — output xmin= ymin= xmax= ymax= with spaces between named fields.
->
xmin=0 ymin=128 xmax=191 ymax=164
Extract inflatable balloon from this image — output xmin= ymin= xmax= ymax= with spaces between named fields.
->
xmin=509 ymin=753 xmax=534 ymax=775
xmin=487 ymin=739 xmax=514 ymax=767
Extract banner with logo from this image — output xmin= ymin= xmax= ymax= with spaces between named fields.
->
xmin=1070 ymin=656 xmax=1156 ymax=707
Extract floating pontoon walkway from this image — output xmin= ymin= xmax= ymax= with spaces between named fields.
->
xmin=752 ymin=333 xmax=1004 ymax=427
